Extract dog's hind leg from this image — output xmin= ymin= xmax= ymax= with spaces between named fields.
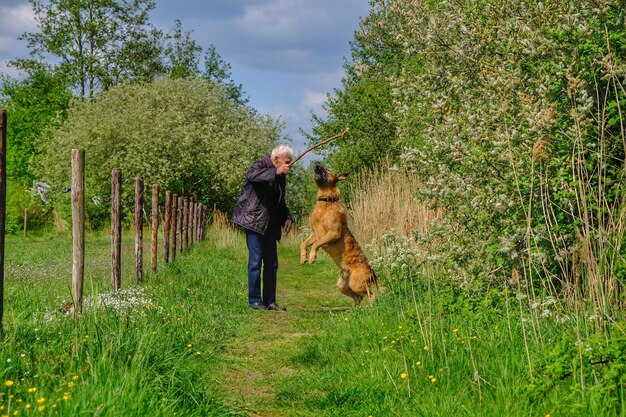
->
xmin=300 ymin=233 xmax=316 ymax=265
xmin=337 ymin=271 xmax=364 ymax=307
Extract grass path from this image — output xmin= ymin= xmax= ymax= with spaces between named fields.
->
xmin=212 ymin=240 xmax=350 ymax=417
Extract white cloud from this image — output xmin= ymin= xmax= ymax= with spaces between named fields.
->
xmin=236 ymin=0 xmax=331 ymax=41
xmin=0 ymin=4 xmax=36 ymax=35
xmin=303 ymin=89 xmax=327 ymax=112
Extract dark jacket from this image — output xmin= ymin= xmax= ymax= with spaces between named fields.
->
xmin=232 ymin=156 xmax=291 ymax=240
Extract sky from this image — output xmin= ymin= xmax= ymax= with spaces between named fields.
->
xmin=0 ymin=0 xmax=371 ymax=165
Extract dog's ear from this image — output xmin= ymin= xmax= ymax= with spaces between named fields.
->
xmin=337 ymin=173 xmax=349 ymax=181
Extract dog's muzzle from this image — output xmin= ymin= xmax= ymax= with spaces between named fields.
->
xmin=314 ymin=163 xmax=327 ymax=184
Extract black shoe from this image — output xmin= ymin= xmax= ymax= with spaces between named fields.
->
xmin=250 ymin=302 xmax=267 ymax=310
xmin=266 ymin=303 xmax=286 ymax=311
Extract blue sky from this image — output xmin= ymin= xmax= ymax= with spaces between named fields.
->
xmin=0 ymin=0 xmax=371 ymax=164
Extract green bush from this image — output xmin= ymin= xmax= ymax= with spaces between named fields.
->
xmin=38 ymin=78 xmax=283 ymax=227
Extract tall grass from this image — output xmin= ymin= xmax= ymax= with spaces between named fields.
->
xmin=347 ymin=157 xmax=442 ymax=243
xmin=0 ymin=231 xmax=250 ymax=416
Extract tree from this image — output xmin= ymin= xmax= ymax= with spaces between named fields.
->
xmin=0 ymin=64 xmax=71 ymax=184
xmin=203 ymin=45 xmax=248 ymax=105
xmin=308 ymin=1 xmax=405 ymax=176
xmin=164 ymin=20 xmax=202 ymax=79
xmin=15 ymin=0 xmax=164 ymax=98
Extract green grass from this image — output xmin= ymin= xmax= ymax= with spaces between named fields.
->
xmin=1 ymin=229 xmax=625 ymax=416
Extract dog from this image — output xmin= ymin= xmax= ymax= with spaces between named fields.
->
xmin=300 ymin=162 xmax=380 ymax=306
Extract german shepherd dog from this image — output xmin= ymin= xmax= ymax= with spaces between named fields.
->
xmin=300 ymin=162 xmax=380 ymax=306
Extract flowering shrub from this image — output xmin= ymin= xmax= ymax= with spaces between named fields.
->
xmin=319 ymin=0 xmax=626 ymax=317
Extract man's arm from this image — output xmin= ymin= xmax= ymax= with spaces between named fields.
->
xmin=246 ymin=159 xmax=277 ymax=183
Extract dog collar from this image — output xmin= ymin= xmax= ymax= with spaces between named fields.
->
xmin=318 ymin=197 xmax=340 ymax=202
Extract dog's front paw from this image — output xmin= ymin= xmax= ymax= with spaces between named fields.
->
xmin=308 ymin=252 xmax=317 ymax=264
xmin=300 ymin=255 xmax=307 ymax=265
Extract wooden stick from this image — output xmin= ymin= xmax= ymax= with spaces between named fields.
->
xmin=111 ymin=169 xmax=122 ymax=292
xmin=289 ymin=128 xmax=349 ymax=166
xmin=151 ymin=184 xmax=159 ymax=273
xmin=71 ymin=149 xmax=85 ymax=314
xmin=135 ymin=177 xmax=144 ymax=283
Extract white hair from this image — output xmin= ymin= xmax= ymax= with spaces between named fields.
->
xmin=271 ymin=144 xmax=294 ymax=159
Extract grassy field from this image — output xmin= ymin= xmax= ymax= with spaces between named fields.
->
xmin=1 ymin=228 xmax=624 ymax=416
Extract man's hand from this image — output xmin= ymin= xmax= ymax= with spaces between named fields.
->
xmin=276 ymin=164 xmax=291 ymax=175
xmin=283 ymin=218 xmax=293 ymax=236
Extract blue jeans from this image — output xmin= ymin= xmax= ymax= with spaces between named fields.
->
xmin=246 ymin=230 xmax=278 ymax=305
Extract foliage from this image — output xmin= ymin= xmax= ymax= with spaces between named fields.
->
xmin=308 ymin=4 xmax=402 ymax=177
xmin=15 ymin=0 xmax=164 ymax=98
xmin=328 ymin=0 xmax=626 ymax=317
xmin=284 ymin=163 xmax=318 ymax=223
xmin=37 ymin=78 xmax=282 ymax=228
xmin=0 ymin=65 xmax=72 ymax=185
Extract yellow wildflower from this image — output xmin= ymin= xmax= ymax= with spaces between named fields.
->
xmin=36 ymin=398 xmax=45 ymax=404
xmin=72 ymin=375 xmax=79 ymax=381
xmin=424 ymin=345 xmax=429 ymax=351
xmin=415 ymin=361 xmax=421 ymax=366
xmin=186 ymin=344 xmax=192 ymax=349
xmin=63 ymin=393 xmax=71 ymax=401
xmin=37 ymin=405 xmax=44 ymax=412
xmin=4 ymin=380 xmax=13 ymax=387
xmin=67 ymin=381 xmax=75 ymax=388
xmin=28 ymin=388 xmax=37 ymax=393
xmin=400 ymin=373 xmax=407 ymax=379
xmin=24 ymin=404 xmax=30 ymax=410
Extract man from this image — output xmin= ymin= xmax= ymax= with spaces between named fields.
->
xmin=232 ymin=145 xmax=294 ymax=311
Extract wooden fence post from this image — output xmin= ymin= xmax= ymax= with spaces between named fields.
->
xmin=164 ymin=190 xmax=171 ymax=264
xmin=178 ymin=196 xmax=183 ymax=254
xmin=197 ymin=204 xmax=202 ymax=242
xmin=135 ymin=177 xmax=144 ymax=283
xmin=201 ymin=205 xmax=206 ymax=240
xmin=189 ymin=200 xmax=196 ymax=246
xmin=0 ymin=110 xmax=6 ymax=331
xmin=172 ymin=194 xmax=178 ymax=260
xmin=71 ymin=149 xmax=85 ymax=313
xmin=195 ymin=203 xmax=200 ymax=242
xmin=151 ymin=184 xmax=159 ymax=272
xmin=183 ymin=197 xmax=189 ymax=251
xmin=111 ymin=169 xmax=122 ymax=292
xmin=0 ymin=109 xmax=7 ymax=328
xmin=23 ymin=208 xmax=27 ymax=238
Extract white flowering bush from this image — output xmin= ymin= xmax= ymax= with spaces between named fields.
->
xmin=317 ymin=0 xmax=626 ymax=315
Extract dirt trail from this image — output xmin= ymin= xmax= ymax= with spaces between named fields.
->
xmin=217 ymin=250 xmax=347 ymax=417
